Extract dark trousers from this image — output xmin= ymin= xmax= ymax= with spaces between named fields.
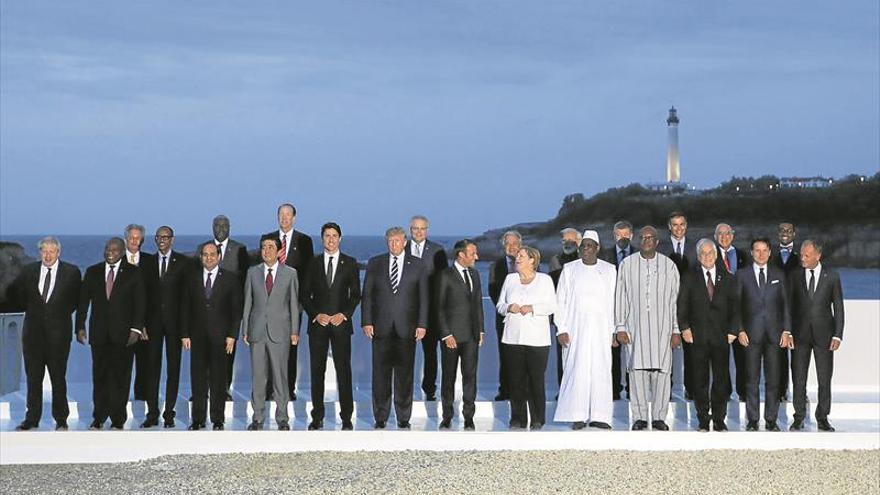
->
xmin=144 ymin=323 xmax=181 ymax=422
xmin=190 ymin=338 xmax=228 ymax=425
xmin=779 ymin=348 xmax=793 ymax=399
xmin=420 ymin=326 xmax=439 ymax=396
xmin=792 ymin=334 xmax=834 ymax=422
xmin=132 ymin=339 xmax=149 ymax=400
xmin=226 ymin=339 xmax=237 ymax=393
xmin=745 ymin=338 xmax=781 ymax=422
xmin=91 ymin=343 xmax=134 ymax=425
xmin=731 ymin=340 xmax=748 ymax=399
xmin=552 ymin=323 xmax=563 ymax=386
xmin=308 ymin=328 xmax=354 ymax=422
xmin=23 ymin=338 xmax=71 ymax=424
xmin=372 ymin=336 xmax=416 ymax=423
xmin=682 ymin=341 xmax=694 ymax=396
xmin=440 ymin=339 xmax=479 ymax=421
xmin=506 ymin=344 xmax=549 ymax=426
xmin=690 ymin=339 xmax=731 ymax=423
xmin=611 ymin=343 xmax=628 ymax=399
xmin=494 ymin=316 xmax=508 ymax=397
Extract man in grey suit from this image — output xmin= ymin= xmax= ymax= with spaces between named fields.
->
xmin=241 ymin=235 xmax=300 ymax=431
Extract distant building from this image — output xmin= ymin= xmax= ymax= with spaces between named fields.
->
xmin=779 ymin=176 xmax=834 ymax=189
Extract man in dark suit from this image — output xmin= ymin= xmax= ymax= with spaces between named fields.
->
xmin=405 ymin=215 xmax=448 ymax=402
xmin=139 ymin=226 xmax=187 ymax=428
xmin=11 ymin=237 xmax=81 ymax=431
xmin=677 ymin=238 xmax=739 ymax=432
xmin=772 ymin=222 xmax=799 ymax=402
xmin=180 ymin=242 xmax=242 ymax=430
xmin=361 ymin=226 xmax=429 ymax=429
xmin=437 ymin=239 xmax=484 ymax=431
xmin=488 ymin=230 xmax=521 ymax=401
xmin=600 ymin=220 xmax=638 ymax=400
xmin=715 ymin=222 xmax=750 ymax=401
xmin=301 ymin=222 xmax=361 ymax=431
xmin=263 ymin=203 xmax=314 ymax=401
xmin=77 ymin=237 xmax=146 ymax=430
xmin=659 ymin=212 xmax=699 ymax=400
xmin=789 ymin=239 xmax=844 ymax=432
xmin=736 ymin=237 xmax=791 ymax=432
xmin=122 ymin=224 xmax=151 ymax=402
xmin=211 ymin=214 xmax=249 ymax=399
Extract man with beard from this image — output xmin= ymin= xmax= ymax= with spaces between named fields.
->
xmin=549 ymin=228 xmax=583 ymax=387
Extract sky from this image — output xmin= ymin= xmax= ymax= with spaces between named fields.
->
xmin=1 ymin=0 xmax=878 ymax=236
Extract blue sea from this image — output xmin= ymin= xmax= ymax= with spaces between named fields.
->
xmin=2 ymin=235 xmax=879 ymax=299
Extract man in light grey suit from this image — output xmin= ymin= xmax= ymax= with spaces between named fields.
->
xmin=241 ymin=234 xmax=300 ymax=431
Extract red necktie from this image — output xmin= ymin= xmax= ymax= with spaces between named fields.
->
xmin=278 ymin=234 xmax=288 ymax=265
xmin=266 ymin=268 xmax=274 ymax=296
xmin=706 ymin=271 xmax=715 ymax=302
xmin=723 ymin=252 xmax=731 ymax=273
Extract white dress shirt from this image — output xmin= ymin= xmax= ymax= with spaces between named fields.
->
xmin=125 ymin=250 xmax=141 ymax=266
xmin=495 ymin=272 xmax=556 ymax=347
xmin=203 ymin=266 xmax=219 ymax=285
xmin=214 ymin=238 xmax=228 ymax=260
xmin=157 ymin=250 xmax=171 ymax=278
xmin=752 ymin=262 xmax=770 ymax=287
xmin=388 ymin=253 xmax=403 ymax=283
xmin=38 ymin=260 xmax=59 ymax=300
xmin=324 ymin=251 xmax=340 ymax=282
xmin=278 ymin=229 xmax=293 ymax=258
xmin=671 ymin=236 xmax=686 ymax=256
xmin=410 ymin=240 xmax=426 ymax=258
xmin=703 ymin=266 xmax=716 ymax=286
xmin=262 ymin=262 xmax=278 ymax=279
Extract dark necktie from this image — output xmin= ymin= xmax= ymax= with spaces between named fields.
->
xmin=706 ymin=271 xmax=715 ymax=302
xmin=390 ymin=257 xmax=399 ymax=294
xmin=676 ymin=242 xmax=682 ymax=257
xmin=808 ymin=269 xmax=816 ymax=298
xmin=507 ymin=257 xmax=515 ymax=274
xmin=42 ymin=267 xmax=52 ymax=302
xmin=759 ymin=267 xmax=766 ymax=288
xmin=326 ymin=256 xmax=334 ymax=286
xmin=105 ymin=265 xmax=115 ymax=300
xmin=266 ymin=268 xmax=274 ymax=296
xmin=279 ymin=234 xmax=288 ymax=265
xmin=216 ymin=243 xmax=223 ymax=262
xmin=462 ymin=269 xmax=472 ymax=292
xmin=617 ymin=250 xmax=624 ymax=265
xmin=723 ymin=251 xmax=731 ymax=273
xmin=205 ymin=271 xmax=213 ymax=299
xmin=160 ymin=256 xmax=167 ymax=278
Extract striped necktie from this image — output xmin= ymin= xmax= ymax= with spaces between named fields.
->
xmin=390 ymin=256 xmax=399 ymax=294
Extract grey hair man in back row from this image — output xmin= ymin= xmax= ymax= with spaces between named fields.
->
xmin=488 ymin=230 xmax=522 ymax=401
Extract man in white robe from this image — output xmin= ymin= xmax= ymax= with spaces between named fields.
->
xmin=554 ymin=230 xmax=617 ymax=430
xmin=615 ymin=226 xmax=681 ymax=431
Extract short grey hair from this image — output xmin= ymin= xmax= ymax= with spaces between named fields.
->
xmin=696 ymin=238 xmax=716 ymax=255
xmin=410 ymin=215 xmax=429 ymax=226
xmin=37 ymin=236 xmax=61 ymax=253
xmin=124 ymin=224 xmax=146 ymax=240
xmin=714 ymin=223 xmax=734 ymax=236
xmin=560 ymin=228 xmax=582 ymax=241
xmin=612 ymin=220 xmax=633 ymax=233
xmin=385 ymin=226 xmax=407 ymax=239
xmin=801 ymin=239 xmax=823 ymax=254
xmin=500 ymin=230 xmax=522 ymax=247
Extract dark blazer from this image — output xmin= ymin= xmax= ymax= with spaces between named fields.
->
xmin=488 ymin=256 xmax=515 ymax=306
xmin=12 ymin=261 xmax=82 ymax=343
xmin=264 ymin=229 xmax=315 ymax=286
xmin=736 ymin=264 xmax=790 ymax=344
xmin=361 ymin=254 xmax=428 ymax=339
xmin=788 ymin=266 xmax=844 ymax=342
xmin=436 ymin=266 xmax=484 ymax=343
xmin=140 ymin=251 xmax=188 ymax=336
xmin=716 ymin=245 xmax=750 ymax=274
xmin=659 ymin=237 xmax=698 ymax=275
xmin=677 ymin=267 xmax=740 ymax=345
xmin=218 ymin=238 xmax=250 ymax=283
xmin=76 ymin=261 xmax=146 ymax=345
xmin=405 ymin=239 xmax=449 ymax=328
xmin=180 ymin=268 xmax=243 ymax=344
xmin=301 ymin=252 xmax=361 ymax=335
xmin=600 ymin=246 xmax=639 ymax=268
xmin=771 ymin=245 xmax=801 ymax=278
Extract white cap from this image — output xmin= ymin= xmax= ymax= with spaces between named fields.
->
xmin=583 ymin=230 xmax=600 ymax=247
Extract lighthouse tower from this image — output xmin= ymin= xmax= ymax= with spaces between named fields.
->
xmin=666 ymin=106 xmax=680 ymax=183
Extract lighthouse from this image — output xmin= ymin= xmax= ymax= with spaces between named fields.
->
xmin=666 ymin=106 xmax=680 ymax=183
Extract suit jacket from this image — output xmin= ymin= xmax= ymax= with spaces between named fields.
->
xmin=180 ymin=268 xmax=243 ymax=344
xmin=716 ymin=245 xmax=750 ymax=274
xmin=301 ymin=252 xmax=361 ymax=335
xmin=141 ymin=251 xmax=187 ymax=336
xmin=219 ymin=238 xmax=250 ymax=283
xmin=771 ymin=245 xmax=801 ymax=278
xmin=13 ymin=261 xmax=81 ymax=343
xmin=677 ymin=267 xmax=739 ymax=345
xmin=736 ymin=264 xmax=790 ymax=344
xmin=600 ymin=246 xmax=640 ymax=268
xmin=242 ymin=264 xmax=300 ymax=344
xmin=659 ymin=238 xmax=698 ymax=275
xmin=264 ymin=229 xmax=314 ymax=287
xmin=361 ymin=254 xmax=429 ymax=339
xmin=77 ymin=261 xmax=146 ymax=346
xmin=405 ymin=239 xmax=449 ymax=329
xmin=488 ymin=256 xmax=516 ymax=306
xmin=436 ymin=266 xmax=484 ymax=343
xmin=788 ymin=266 xmax=844 ymax=342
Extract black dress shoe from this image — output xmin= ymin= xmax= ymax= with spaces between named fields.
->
xmin=530 ymin=422 xmax=544 ymax=431
xmin=817 ymin=419 xmax=836 ymax=432
xmin=213 ymin=423 xmax=224 ymax=431
xmin=397 ymin=421 xmax=411 ymax=430
xmin=651 ymin=420 xmax=669 ymax=431
xmin=746 ymin=421 xmax=759 ymax=431
xmin=187 ymin=423 xmax=203 ymax=431
xmin=589 ymin=421 xmax=612 ymax=430
xmin=89 ymin=421 xmax=103 ymax=430
xmin=341 ymin=420 xmax=354 ymax=431
xmin=374 ymin=421 xmax=386 ymax=429
xmin=698 ymin=421 xmax=710 ymax=432
xmin=225 ymin=392 xmax=233 ymax=401
xmin=765 ymin=421 xmax=781 ymax=432
xmin=15 ymin=421 xmax=38 ymax=431
xmin=439 ymin=418 xmax=452 ymax=430
xmin=291 ymin=392 xmax=297 ymax=401
xmin=572 ymin=421 xmax=587 ymax=430
xmin=494 ymin=393 xmax=508 ymax=401
xmin=163 ymin=419 xmax=175 ymax=429
xmin=463 ymin=419 xmax=476 ymax=431
xmin=424 ymin=393 xmax=437 ymax=401
xmin=55 ymin=422 xmax=68 ymax=431
xmin=110 ymin=423 xmax=125 ymax=430
xmin=278 ymin=422 xmax=290 ymax=431
xmin=246 ymin=421 xmax=263 ymax=431
xmin=307 ymin=420 xmax=323 ymax=431
xmin=790 ymin=419 xmax=805 ymax=431
xmin=713 ymin=421 xmax=728 ymax=432
xmin=685 ymin=391 xmax=694 ymax=401
xmin=509 ymin=420 xmax=526 ymax=430
xmin=631 ymin=420 xmax=649 ymax=431
xmin=140 ymin=418 xmax=159 ymax=428
xmin=612 ymin=394 xmax=621 ymax=401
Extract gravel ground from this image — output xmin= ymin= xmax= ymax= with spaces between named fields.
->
xmin=2 ymin=450 xmax=878 ymax=494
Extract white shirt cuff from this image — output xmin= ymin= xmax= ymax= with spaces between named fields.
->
xmin=130 ymin=328 xmax=142 ymax=335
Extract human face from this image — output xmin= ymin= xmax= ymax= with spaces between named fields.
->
xmin=201 ymin=244 xmax=220 ymax=271
xmin=278 ymin=206 xmax=295 ymax=232
xmin=410 ymin=219 xmax=428 ymax=243
xmin=639 ymin=228 xmax=659 ymax=256
xmin=715 ymin=224 xmax=734 ymax=249
xmin=387 ymin=233 xmax=406 ymax=256
xmin=561 ymin=231 xmax=580 ymax=255
xmin=213 ymin=218 xmax=230 ymax=242
xmin=580 ymin=239 xmax=599 ymax=265
xmin=40 ymin=243 xmax=60 ymax=267
xmin=751 ymin=241 xmax=771 ymax=266
xmin=669 ymin=216 xmax=687 ymax=240
xmin=614 ymin=228 xmax=632 ymax=249
xmin=154 ymin=228 xmax=174 ymax=254
xmin=104 ymin=240 xmax=123 ymax=265
xmin=778 ymin=223 xmax=796 ymax=245
xmin=503 ymin=235 xmax=521 ymax=258
xmin=800 ymin=243 xmax=821 ymax=270
xmin=322 ymin=228 xmax=341 ymax=253
xmin=125 ymin=229 xmax=143 ymax=253
xmin=698 ymin=243 xmax=717 ymax=270
xmin=458 ymin=244 xmax=479 ymax=268
xmin=261 ymin=239 xmax=280 ymax=266
xmin=514 ymin=248 xmax=532 ymax=273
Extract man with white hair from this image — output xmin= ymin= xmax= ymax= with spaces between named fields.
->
xmin=488 ymin=230 xmax=522 ymax=401
xmin=554 ymin=230 xmax=617 ymax=430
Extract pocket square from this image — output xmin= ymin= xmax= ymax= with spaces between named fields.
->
xmin=771 ymin=280 xmax=779 ymax=284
